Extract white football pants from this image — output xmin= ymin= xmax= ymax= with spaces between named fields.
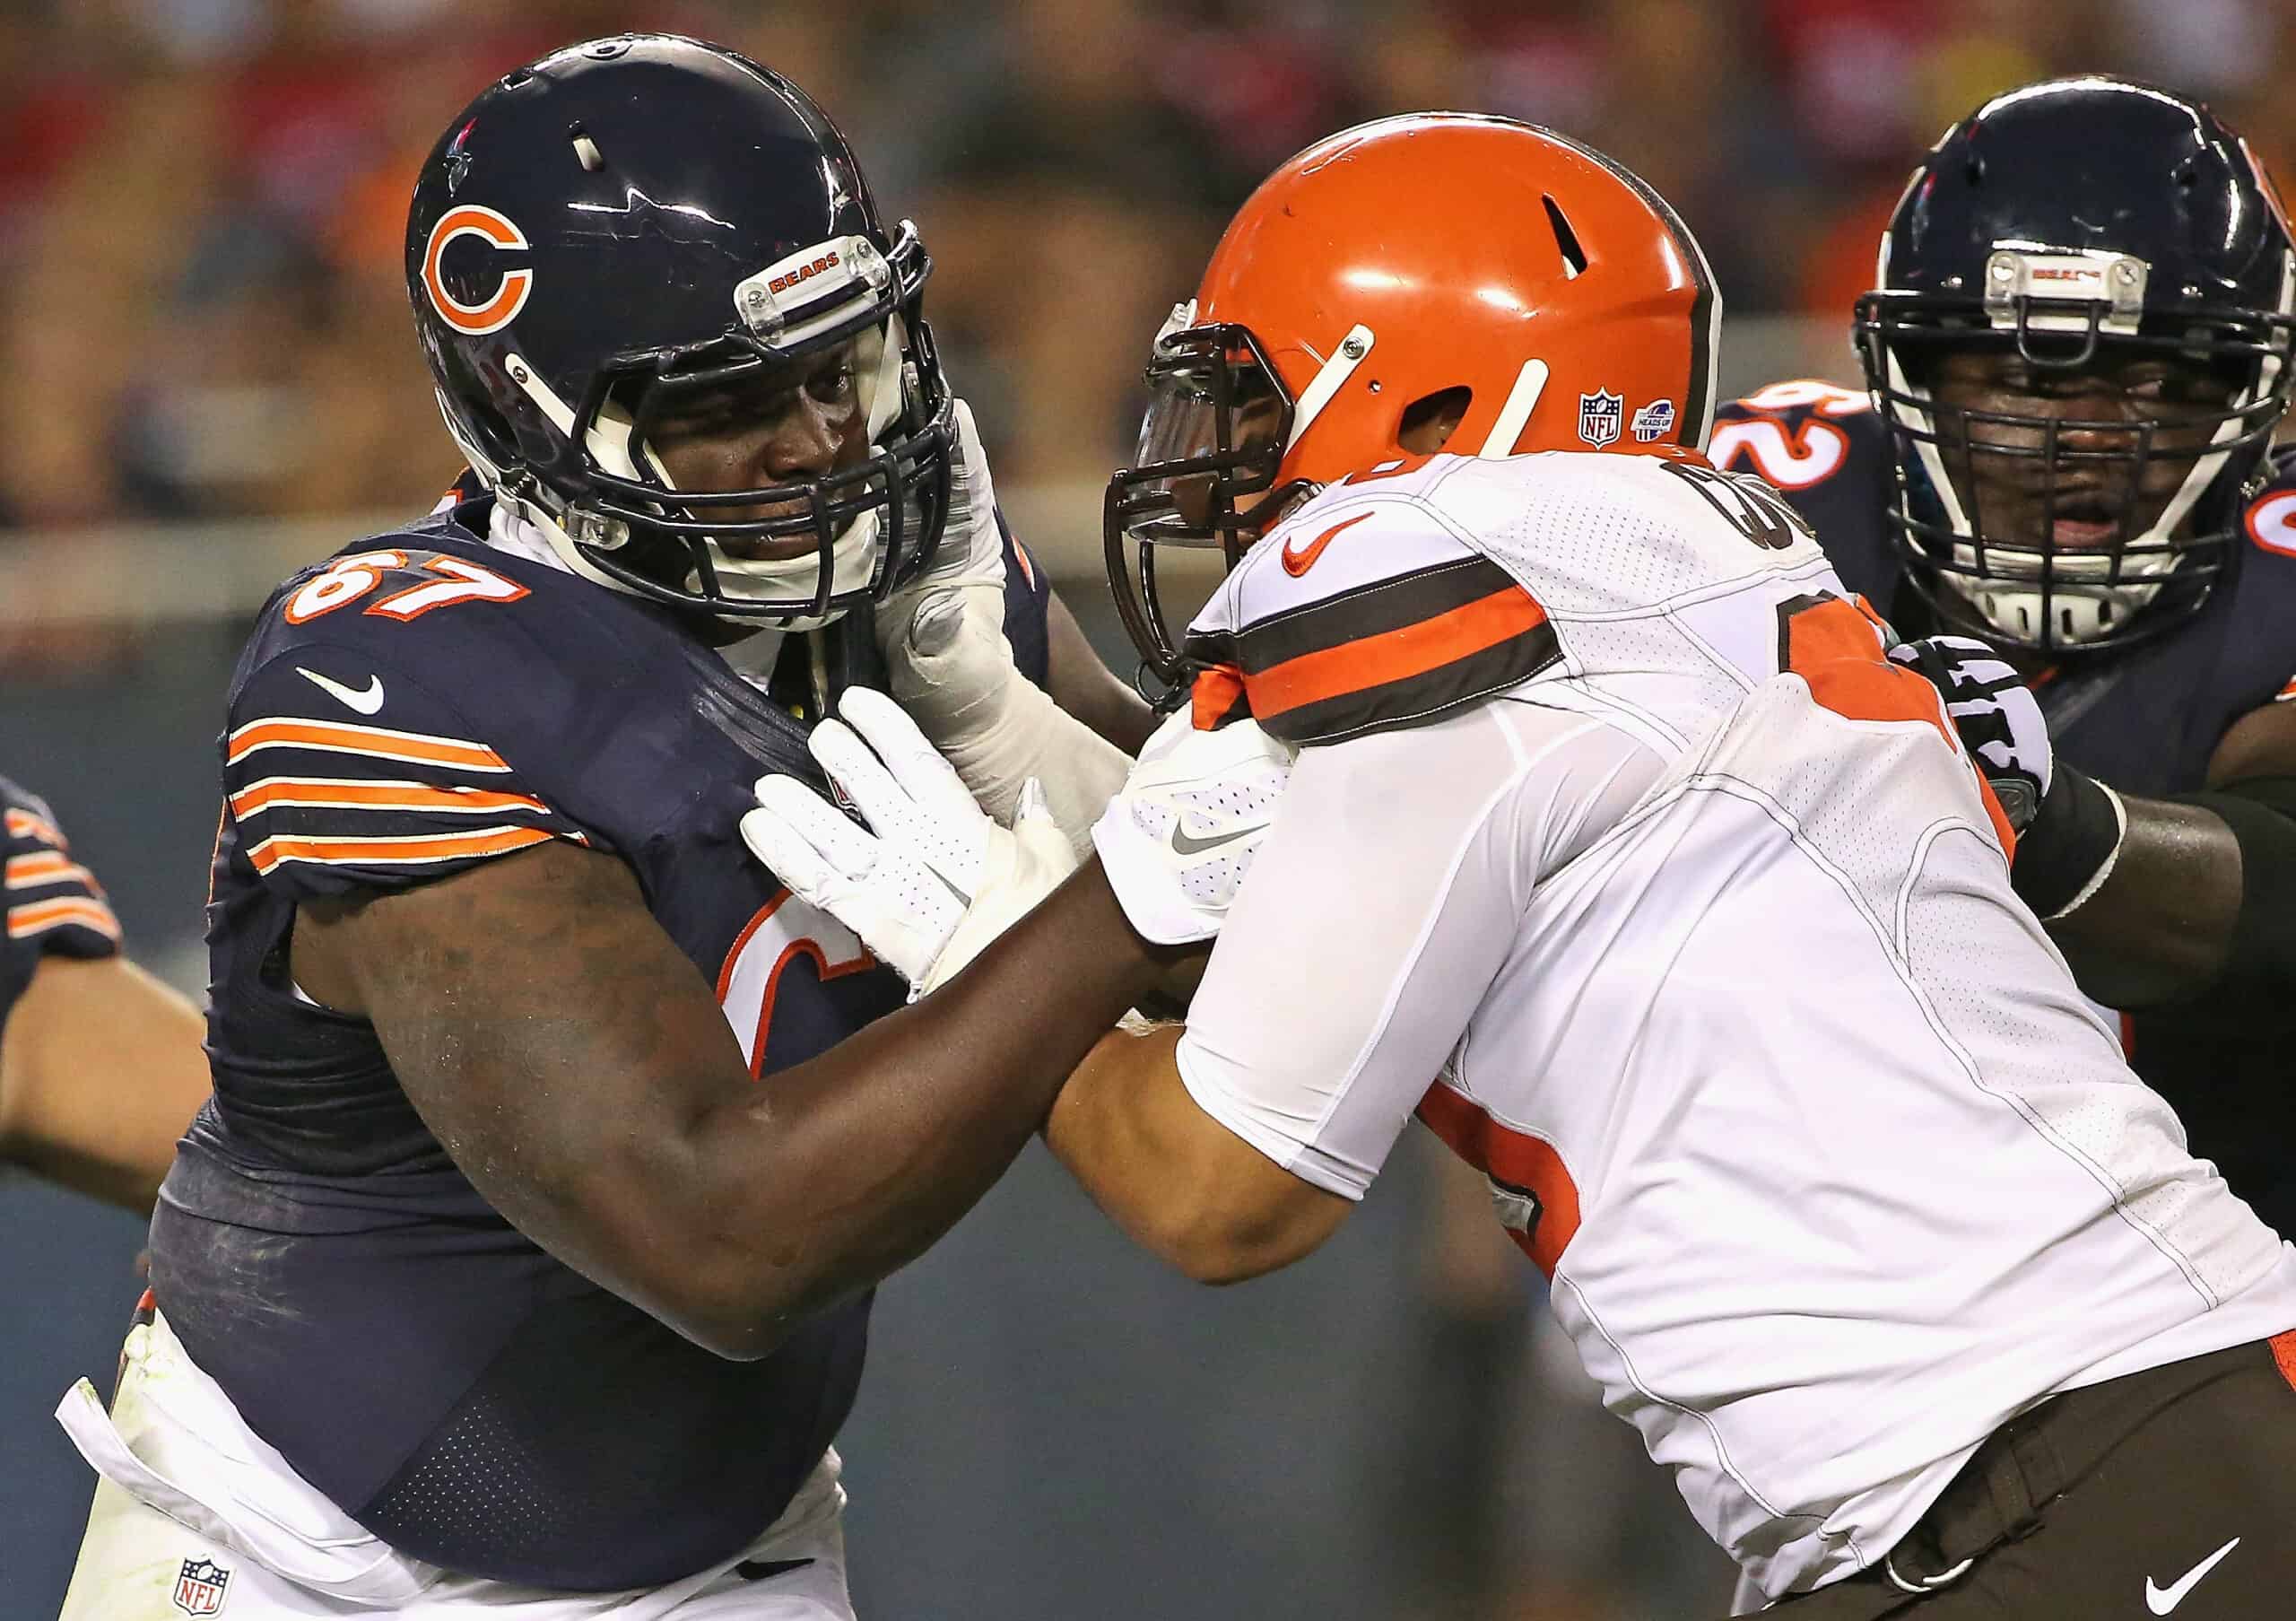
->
xmin=53 ymin=1312 xmax=854 ymax=1619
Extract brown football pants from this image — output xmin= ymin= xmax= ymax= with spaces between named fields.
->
xmin=1746 ymin=1332 xmax=2296 ymax=1618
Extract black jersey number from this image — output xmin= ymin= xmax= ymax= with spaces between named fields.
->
xmin=1660 ymin=458 xmax=1813 ymax=552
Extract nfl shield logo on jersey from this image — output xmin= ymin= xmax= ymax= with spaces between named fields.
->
xmin=1631 ymin=398 xmax=1676 ymax=442
xmin=1578 ymin=389 xmax=1623 ymax=448
xmin=172 ymin=1557 xmax=231 ymax=1616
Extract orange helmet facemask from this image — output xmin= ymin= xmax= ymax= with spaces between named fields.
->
xmin=1105 ymin=113 xmax=1722 ymax=689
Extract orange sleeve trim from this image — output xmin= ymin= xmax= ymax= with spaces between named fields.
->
xmin=7 ymin=897 xmax=120 ymax=940
xmin=4 ymin=808 xmax=65 ymax=848
xmin=247 ymin=824 xmax=557 ymax=874
xmin=228 ymin=779 xmax=552 ymax=818
xmin=1245 ymin=586 xmax=1547 ymax=719
xmin=226 ymin=719 xmax=509 ymax=771
xmin=1191 ymin=665 xmax=1248 ymax=731
xmin=4 ymin=851 xmax=98 ymax=890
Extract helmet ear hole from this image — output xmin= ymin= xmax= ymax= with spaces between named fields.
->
xmin=1542 ymin=195 xmax=1587 ymax=279
xmin=1398 ymin=386 xmax=1473 ymax=454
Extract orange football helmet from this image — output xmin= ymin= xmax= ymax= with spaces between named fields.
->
xmin=1106 ymin=113 xmax=1721 ymax=685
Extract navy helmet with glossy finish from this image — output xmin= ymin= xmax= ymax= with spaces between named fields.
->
xmin=1857 ymin=76 xmax=2296 ymax=653
xmin=406 ymin=33 xmax=951 ymax=623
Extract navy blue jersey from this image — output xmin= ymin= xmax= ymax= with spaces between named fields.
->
xmin=1716 ymin=380 xmax=2296 ymax=1227
xmin=0 ymin=777 xmax=119 ymax=1037
xmin=151 ymin=494 xmax=1054 ymax=1590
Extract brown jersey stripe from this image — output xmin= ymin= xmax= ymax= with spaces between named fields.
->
xmin=1187 ymin=554 xmax=1526 ymax=675
xmin=1254 ymin=620 xmax=1561 ymax=746
xmin=1244 ymin=585 xmax=1550 ymax=720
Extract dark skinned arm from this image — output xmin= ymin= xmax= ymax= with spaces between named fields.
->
xmin=293 ymin=840 xmax=1168 ymax=1361
xmin=1044 ymin=586 xmax=1160 ymax=754
xmin=2040 ymin=698 xmax=2296 ymax=1007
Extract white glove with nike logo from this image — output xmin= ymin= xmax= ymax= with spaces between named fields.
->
xmin=740 ymin=687 xmax=1078 ymax=997
xmin=1091 ymin=706 xmax=1298 ymax=946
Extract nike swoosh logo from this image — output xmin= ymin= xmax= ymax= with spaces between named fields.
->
xmin=1280 ymin=510 xmax=1373 ymax=577
xmin=735 ymin=1557 xmax=816 ymax=1582
xmin=297 ymin=667 xmax=385 ymax=715
xmin=2147 ymin=1536 xmax=2240 ymax=1614
xmin=1170 ymin=820 xmax=1269 ymax=857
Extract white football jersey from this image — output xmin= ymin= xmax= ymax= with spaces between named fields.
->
xmin=1176 ymin=449 xmax=2296 ymax=1600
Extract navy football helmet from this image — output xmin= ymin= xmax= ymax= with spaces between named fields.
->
xmin=406 ymin=34 xmax=952 ymax=626
xmin=1857 ymin=77 xmax=2296 ymax=652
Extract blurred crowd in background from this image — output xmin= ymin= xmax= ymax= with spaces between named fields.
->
xmin=0 ymin=0 xmax=2291 ymax=538
xmin=5 ymin=6 xmax=2295 ymax=1617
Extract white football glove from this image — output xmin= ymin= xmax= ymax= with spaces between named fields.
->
xmin=740 ymin=686 xmax=1079 ymax=997
xmin=874 ymin=396 xmax=1130 ymax=850
xmin=1091 ymin=707 xmax=1298 ymax=946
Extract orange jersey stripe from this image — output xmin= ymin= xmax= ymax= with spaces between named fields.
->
xmin=8 ymin=896 xmax=120 ymax=940
xmin=1244 ymin=586 xmax=1548 ymax=719
xmin=5 ymin=850 xmax=98 ymax=890
xmin=247 ymin=824 xmax=556 ymax=875
xmin=229 ymin=778 xmax=552 ymax=819
xmin=226 ymin=719 xmax=509 ymax=771
xmin=4 ymin=807 xmax=65 ymax=848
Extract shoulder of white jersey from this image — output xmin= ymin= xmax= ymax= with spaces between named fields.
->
xmin=1182 ymin=463 xmax=1561 ymax=746
xmin=0 ymin=774 xmax=119 ymax=955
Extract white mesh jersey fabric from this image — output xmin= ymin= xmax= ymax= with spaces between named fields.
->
xmin=1177 ymin=449 xmax=2296 ymax=1604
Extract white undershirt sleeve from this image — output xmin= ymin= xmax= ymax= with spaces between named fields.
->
xmin=1176 ymin=696 xmax=1665 ymax=1199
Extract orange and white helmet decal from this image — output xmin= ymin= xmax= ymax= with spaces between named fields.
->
xmin=422 ymin=205 xmax=534 ymax=336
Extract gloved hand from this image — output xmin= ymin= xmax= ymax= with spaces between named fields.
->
xmin=1091 ymin=706 xmax=1298 ymax=946
xmin=874 ymin=397 xmax=1129 ymax=850
xmin=1888 ymin=633 xmax=2125 ymax=917
xmin=740 ymin=686 xmax=1078 ymax=996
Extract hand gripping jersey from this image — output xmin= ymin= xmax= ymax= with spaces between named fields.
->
xmin=152 ymin=492 xmax=1051 ymax=1591
xmin=1715 ymin=382 xmax=2296 ymax=1230
xmin=1176 ymin=449 xmax=2296 ymax=1600
xmin=0 ymin=776 xmax=121 ymax=1033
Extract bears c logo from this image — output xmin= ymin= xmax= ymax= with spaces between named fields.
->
xmin=422 ymin=205 xmax=533 ymax=336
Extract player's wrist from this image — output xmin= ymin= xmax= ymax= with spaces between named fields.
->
xmin=2013 ymin=763 xmax=2126 ymax=919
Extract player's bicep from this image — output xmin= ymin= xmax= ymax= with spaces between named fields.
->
xmin=299 ymin=841 xmax=756 ymax=1326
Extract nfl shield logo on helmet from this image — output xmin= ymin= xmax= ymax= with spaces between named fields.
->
xmin=1631 ymin=399 xmax=1676 ymax=442
xmin=1578 ymin=389 xmax=1623 ymax=448
xmin=172 ymin=1557 xmax=231 ymax=1616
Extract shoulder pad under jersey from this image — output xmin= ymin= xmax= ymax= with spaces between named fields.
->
xmin=222 ymin=512 xmax=748 ymax=902
xmin=1182 ymin=458 xmax=1559 ymax=745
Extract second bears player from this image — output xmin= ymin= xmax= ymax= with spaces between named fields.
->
xmin=1715 ymin=78 xmax=2296 ymax=1233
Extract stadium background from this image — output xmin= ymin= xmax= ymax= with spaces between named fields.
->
xmin=0 ymin=2 xmax=2287 ymax=1617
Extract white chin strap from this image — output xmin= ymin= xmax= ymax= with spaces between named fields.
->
xmin=449 ymin=314 xmax=914 ymax=631
xmin=1883 ymin=344 xmax=2249 ymax=647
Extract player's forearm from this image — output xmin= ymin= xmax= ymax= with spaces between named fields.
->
xmin=1045 ymin=1023 xmax=1346 ymax=1284
xmin=2040 ymin=795 xmax=2242 ymax=1008
xmin=1047 ymin=590 xmax=1159 ymax=754
xmin=687 ymin=859 xmax=1170 ymax=1347
xmin=0 ymin=956 xmax=208 ymax=1213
